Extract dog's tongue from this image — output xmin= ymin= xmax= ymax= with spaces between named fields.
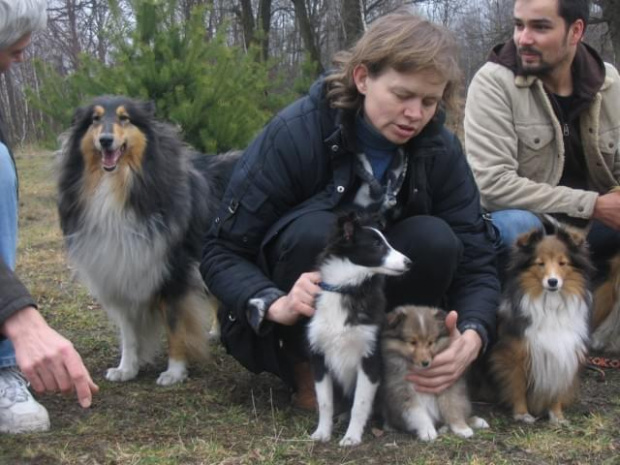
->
xmin=102 ymin=148 xmax=122 ymax=170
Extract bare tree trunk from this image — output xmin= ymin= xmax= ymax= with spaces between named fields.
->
xmin=341 ymin=0 xmax=364 ymax=48
xmin=237 ymin=0 xmax=256 ymax=52
xmin=258 ymin=0 xmax=272 ymax=61
xmin=291 ymin=0 xmax=324 ymax=73
xmin=2 ymin=72 xmax=18 ymax=144
xmin=599 ymin=0 xmax=620 ymax=64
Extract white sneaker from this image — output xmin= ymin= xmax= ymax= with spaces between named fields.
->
xmin=0 ymin=367 xmax=50 ymax=433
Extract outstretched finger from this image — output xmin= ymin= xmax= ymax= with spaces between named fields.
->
xmin=65 ymin=354 xmax=98 ymax=408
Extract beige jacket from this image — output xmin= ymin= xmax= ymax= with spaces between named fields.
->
xmin=464 ymin=51 xmax=620 ymax=220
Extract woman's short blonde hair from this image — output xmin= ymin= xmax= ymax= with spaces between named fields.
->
xmin=325 ymin=11 xmax=461 ymax=114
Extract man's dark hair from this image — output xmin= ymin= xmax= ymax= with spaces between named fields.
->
xmin=558 ymin=0 xmax=590 ymax=30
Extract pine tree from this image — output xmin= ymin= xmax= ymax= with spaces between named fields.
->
xmin=30 ymin=0 xmax=295 ymax=152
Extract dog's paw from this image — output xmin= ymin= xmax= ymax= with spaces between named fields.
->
xmin=514 ymin=412 xmax=537 ymax=424
xmin=417 ymin=427 xmax=438 ymax=442
xmin=310 ymin=428 xmax=331 ymax=442
xmin=451 ymin=425 xmax=474 ymax=438
xmin=156 ymin=369 xmax=188 ymax=386
xmin=470 ymin=416 xmax=490 ymax=429
xmin=207 ymin=329 xmax=220 ymax=344
xmin=590 ymin=338 xmax=604 ymax=351
xmin=105 ymin=367 xmax=138 ymax=382
xmin=548 ymin=412 xmax=569 ymax=426
xmin=339 ymin=435 xmax=362 ymax=447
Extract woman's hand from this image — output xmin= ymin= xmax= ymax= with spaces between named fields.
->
xmin=266 ymin=271 xmax=321 ymax=325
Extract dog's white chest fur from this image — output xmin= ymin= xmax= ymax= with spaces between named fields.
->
xmin=67 ymin=177 xmax=171 ymax=309
xmin=308 ymin=292 xmax=379 ymax=394
xmin=521 ymin=292 xmax=589 ymax=396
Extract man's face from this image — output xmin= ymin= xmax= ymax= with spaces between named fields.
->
xmin=0 ymin=33 xmax=32 ymax=73
xmin=353 ymin=65 xmax=446 ymax=145
xmin=513 ymin=0 xmax=581 ymax=76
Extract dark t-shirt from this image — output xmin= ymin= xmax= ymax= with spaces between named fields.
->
xmin=554 ymin=93 xmax=588 ymax=191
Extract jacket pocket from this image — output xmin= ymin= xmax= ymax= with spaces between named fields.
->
xmin=221 ymin=180 xmax=280 ymax=250
xmin=514 ymin=123 xmax=555 ymax=181
xmin=598 ymin=126 xmax=620 ymax=161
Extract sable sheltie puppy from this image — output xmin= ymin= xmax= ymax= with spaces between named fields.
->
xmin=380 ymin=305 xmax=489 ymax=441
xmin=490 ymin=228 xmax=593 ymax=424
xmin=591 ymin=253 xmax=620 ymax=353
xmin=307 ymin=213 xmax=411 ymax=446
xmin=57 ymin=96 xmax=237 ymax=385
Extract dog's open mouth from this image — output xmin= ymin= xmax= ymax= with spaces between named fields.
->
xmin=101 ymin=144 xmax=126 ymax=171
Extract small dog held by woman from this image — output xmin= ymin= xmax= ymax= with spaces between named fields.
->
xmin=380 ymin=305 xmax=489 ymax=441
xmin=307 ymin=212 xmax=410 ymax=446
xmin=489 ymin=227 xmax=593 ymax=424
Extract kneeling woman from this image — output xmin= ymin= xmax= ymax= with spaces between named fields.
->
xmin=200 ymin=11 xmax=499 ymax=408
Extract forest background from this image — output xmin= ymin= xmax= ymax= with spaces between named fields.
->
xmin=1 ymin=0 xmax=619 ymax=154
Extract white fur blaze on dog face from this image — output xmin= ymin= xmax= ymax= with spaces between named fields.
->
xmin=366 ymin=227 xmax=411 ymax=276
xmin=542 ymin=262 xmax=564 ymax=292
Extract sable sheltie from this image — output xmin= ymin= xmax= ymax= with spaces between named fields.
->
xmin=57 ymin=96 xmax=237 ymax=385
xmin=380 ymin=305 xmax=489 ymax=441
xmin=490 ymin=228 xmax=593 ymax=424
xmin=591 ymin=253 xmax=620 ymax=353
xmin=307 ymin=213 xmax=411 ymax=446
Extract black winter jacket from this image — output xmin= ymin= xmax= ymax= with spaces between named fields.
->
xmin=201 ymin=79 xmax=500 ymax=380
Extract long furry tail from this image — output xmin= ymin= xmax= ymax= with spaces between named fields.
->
xmin=177 ymin=268 xmax=219 ymax=361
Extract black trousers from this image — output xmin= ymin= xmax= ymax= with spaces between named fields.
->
xmin=264 ymin=211 xmax=463 ymax=361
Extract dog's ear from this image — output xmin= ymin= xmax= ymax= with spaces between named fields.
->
xmin=139 ymin=100 xmax=156 ymax=117
xmin=433 ymin=308 xmax=450 ymax=338
xmin=386 ymin=306 xmax=407 ymax=329
xmin=71 ymin=105 xmax=91 ymax=126
xmin=338 ymin=211 xmax=359 ymax=241
xmin=515 ymin=228 xmax=543 ymax=251
xmin=557 ymin=226 xmax=586 ymax=250
xmin=432 ymin=307 xmax=448 ymax=324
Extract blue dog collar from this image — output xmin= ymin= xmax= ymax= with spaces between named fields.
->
xmin=318 ymin=281 xmax=356 ymax=294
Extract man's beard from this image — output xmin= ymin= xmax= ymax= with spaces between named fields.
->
xmin=517 ymin=47 xmax=554 ymax=76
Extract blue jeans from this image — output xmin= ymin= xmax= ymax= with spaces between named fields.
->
xmin=0 ymin=142 xmax=18 ymax=368
xmin=491 ymin=209 xmax=620 ymax=281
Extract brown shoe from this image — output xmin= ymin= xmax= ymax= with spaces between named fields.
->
xmin=292 ymin=361 xmax=317 ymax=410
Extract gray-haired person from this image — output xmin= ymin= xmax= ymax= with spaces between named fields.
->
xmin=0 ymin=0 xmax=98 ymax=434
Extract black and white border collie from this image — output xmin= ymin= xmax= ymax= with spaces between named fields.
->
xmin=307 ymin=213 xmax=411 ymax=446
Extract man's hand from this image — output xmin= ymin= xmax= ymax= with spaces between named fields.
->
xmin=406 ymin=310 xmax=482 ymax=394
xmin=592 ymin=190 xmax=620 ymax=231
xmin=2 ymin=306 xmax=99 ymax=408
xmin=266 ymin=271 xmax=321 ymax=325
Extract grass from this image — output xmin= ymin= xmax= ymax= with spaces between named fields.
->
xmin=2 ymin=147 xmax=620 ymax=464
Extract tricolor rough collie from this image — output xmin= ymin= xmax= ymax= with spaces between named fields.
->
xmin=57 ymin=96 xmax=237 ymax=385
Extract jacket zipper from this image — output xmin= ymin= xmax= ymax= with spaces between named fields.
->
xmin=547 ymin=92 xmax=570 ymax=151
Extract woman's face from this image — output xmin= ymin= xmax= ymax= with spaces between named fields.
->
xmin=353 ymin=65 xmax=447 ymax=144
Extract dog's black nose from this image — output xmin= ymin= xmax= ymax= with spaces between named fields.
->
xmin=421 ymin=360 xmax=430 ymax=368
xmin=547 ymin=278 xmax=558 ymax=288
xmin=99 ymin=134 xmax=114 ymax=149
